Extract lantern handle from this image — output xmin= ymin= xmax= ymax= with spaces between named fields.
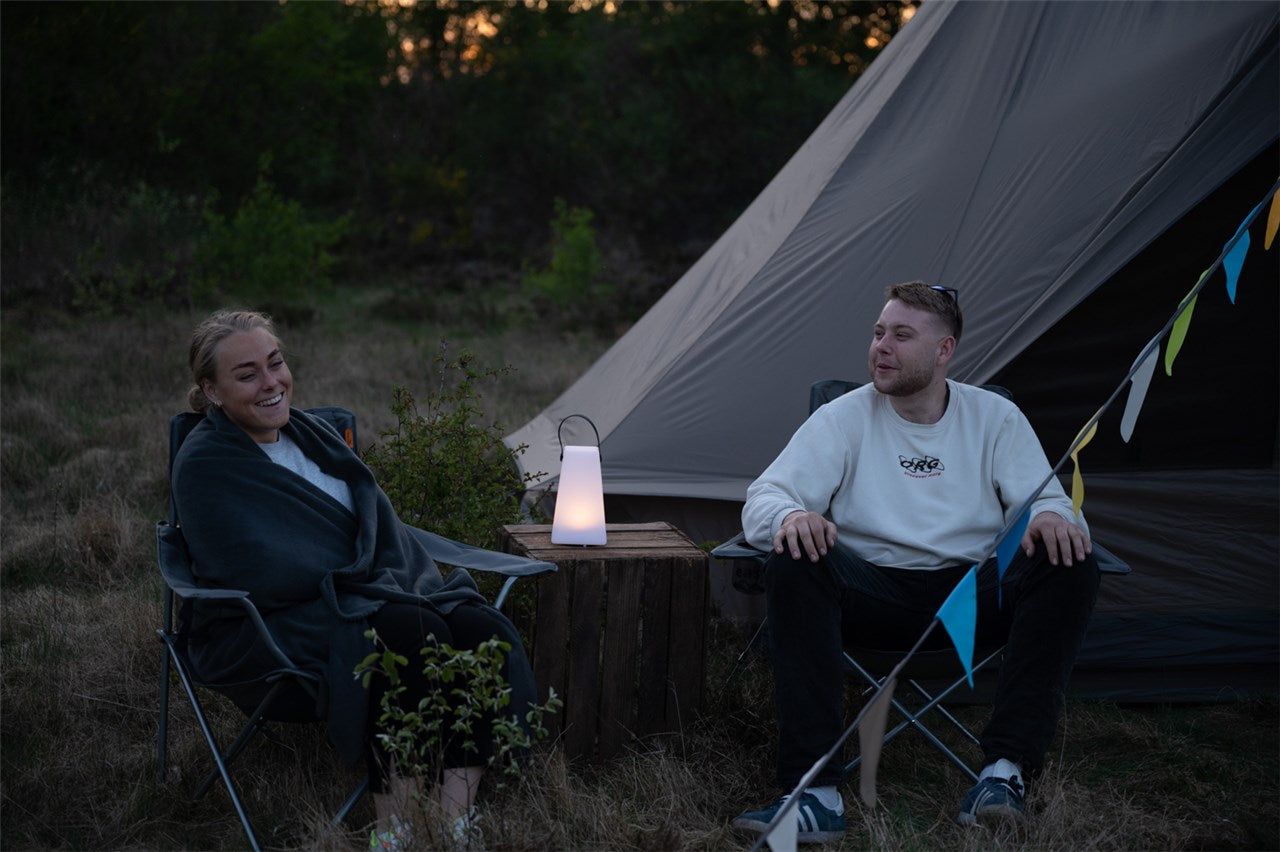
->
xmin=557 ymin=414 xmax=601 ymax=462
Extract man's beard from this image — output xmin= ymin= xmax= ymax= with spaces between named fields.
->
xmin=872 ymin=361 xmax=934 ymax=397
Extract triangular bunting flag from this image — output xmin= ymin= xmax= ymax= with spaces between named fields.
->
xmin=1070 ymin=420 xmax=1098 ymax=517
xmin=858 ymin=677 xmax=898 ymax=808
xmin=1223 ymin=230 xmax=1250 ymax=304
xmin=996 ymin=510 xmax=1029 ymax=579
xmin=1266 ymin=188 xmax=1279 ymax=250
xmin=936 ymin=566 xmax=978 ymax=687
xmin=1164 ymin=273 xmax=1205 ymax=376
xmin=1120 ymin=343 xmax=1160 ymax=442
xmin=995 ymin=509 xmax=1029 ymax=608
xmin=765 ymin=798 xmax=798 ymax=852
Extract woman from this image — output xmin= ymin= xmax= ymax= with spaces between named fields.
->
xmin=172 ymin=309 xmax=535 ymax=848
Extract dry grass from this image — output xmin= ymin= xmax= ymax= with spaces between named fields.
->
xmin=2 ymin=294 xmax=1277 ymax=850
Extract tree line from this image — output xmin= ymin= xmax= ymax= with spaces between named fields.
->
xmin=2 ymin=0 xmax=915 ymax=315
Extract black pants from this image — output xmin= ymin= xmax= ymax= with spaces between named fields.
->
xmin=364 ymin=601 xmax=535 ymax=793
xmin=764 ymin=541 xmax=1100 ymax=789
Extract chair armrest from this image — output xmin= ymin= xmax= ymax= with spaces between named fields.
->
xmin=408 ymin=527 xmax=557 ymax=578
xmin=712 ymin=531 xmax=769 ymax=562
xmin=1093 ymin=541 xmax=1131 ymax=575
xmin=155 ymin=521 xmax=304 ymax=673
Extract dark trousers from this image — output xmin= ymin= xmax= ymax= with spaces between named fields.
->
xmin=364 ymin=601 xmax=535 ymax=793
xmin=764 ymin=541 xmax=1099 ymax=789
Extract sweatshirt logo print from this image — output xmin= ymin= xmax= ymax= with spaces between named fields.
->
xmin=899 ymin=453 xmax=944 ymax=478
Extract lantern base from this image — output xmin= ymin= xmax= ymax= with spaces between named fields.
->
xmin=550 ymin=526 xmax=608 ymax=546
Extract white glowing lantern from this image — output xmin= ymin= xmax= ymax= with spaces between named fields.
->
xmin=551 ymin=415 xmax=607 ymax=546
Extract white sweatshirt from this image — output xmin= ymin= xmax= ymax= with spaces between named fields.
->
xmin=742 ymin=380 xmax=1085 ymax=569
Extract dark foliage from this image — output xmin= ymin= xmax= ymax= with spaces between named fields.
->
xmin=2 ymin=0 xmax=915 ymax=312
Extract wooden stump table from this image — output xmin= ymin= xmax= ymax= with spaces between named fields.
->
xmin=497 ymin=522 xmax=709 ymax=761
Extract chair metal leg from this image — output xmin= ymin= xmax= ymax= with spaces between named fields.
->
xmin=844 ymin=699 xmax=980 ymax=782
xmin=841 ymin=645 xmax=1005 ymax=784
xmin=332 ymin=776 xmax=370 ymax=828
xmin=872 ymin=700 xmax=980 ymax=783
xmin=904 ymin=678 xmax=981 ymax=747
xmin=192 ymin=683 xmax=290 ymax=801
xmin=157 ymin=633 xmax=172 ymax=783
xmin=164 ymin=639 xmax=262 ymax=852
xmin=494 ymin=575 xmax=519 ymax=611
xmin=844 ymin=679 xmax=981 ymax=783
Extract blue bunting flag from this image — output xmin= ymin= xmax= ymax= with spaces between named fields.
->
xmin=936 ymin=565 xmax=978 ymax=687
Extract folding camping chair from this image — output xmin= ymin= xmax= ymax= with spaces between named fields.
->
xmin=713 ymin=380 xmax=1130 ymax=783
xmin=155 ymin=406 xmax=557 ymax=851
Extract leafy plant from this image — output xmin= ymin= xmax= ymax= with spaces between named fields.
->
xmin=69 ymin=181 xmax=206 ymax=315
xmin=195 ymin=170 xmax=348 ymax=315
xmin=356 ymin=629 xmax=561 ymax=790
xmin=522 ymin=198 xmax=613 ymax=326
xmin=363 ymin=345 xmax=541 ymax=554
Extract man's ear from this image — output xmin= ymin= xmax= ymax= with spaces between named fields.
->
xmin=936 ymin=335 xmax=957 ymax=366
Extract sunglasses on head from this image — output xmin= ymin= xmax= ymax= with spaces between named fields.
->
xmin=928 ymin=285 xmax=959 ymax=304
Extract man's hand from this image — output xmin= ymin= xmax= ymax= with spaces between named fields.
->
xmin=1022 ymin=511 xmax=1091 ymax=566
xmin=773 ymin=510 xmax=838 ymax=562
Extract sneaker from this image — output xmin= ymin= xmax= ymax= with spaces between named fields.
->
xmin=370 ymin=817 xmax=413 ymax=851
xmin=956 ymin=775 xmax=1026 ymax=826
xmin=448 ymin=805 xmax=482 ymax=850
xmin=732 ymin=792 xmax=846 ymax=844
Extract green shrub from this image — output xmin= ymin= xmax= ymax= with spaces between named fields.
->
xmin=356 ymin=631 xmax=560 ymax=793
xmin=522 ymin=198 xmax=613 ymax=326
xmin=70 ymin=181 xmax=211 ymax=316
xmin=196 ymin=173 xmax=348 ymax=317
xmin=363 ymin=345 xmax=540 ymax=557
xmin=1 ymin=167 xmax=209 ymax=314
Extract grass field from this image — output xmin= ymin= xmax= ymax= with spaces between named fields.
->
xmin=2 ymin=291 xmax=1276 ymax=850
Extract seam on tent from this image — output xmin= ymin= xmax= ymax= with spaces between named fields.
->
xmin=509 ymin=0 xmax=961 ymax=481
xmin=937 ymin=2 xmax=1049 ymax=277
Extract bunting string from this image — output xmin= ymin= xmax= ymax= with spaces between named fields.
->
xmin=753 ymin=175 xmax=1280 ymax=852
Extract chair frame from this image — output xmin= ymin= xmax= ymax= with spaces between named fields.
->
xmin=155 ymin=407 xmax=555 ymax=851
xmin=714 ymin=379 xmax=1130 ymax=784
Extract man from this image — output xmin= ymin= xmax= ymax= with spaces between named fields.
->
xmin=731 ymin=282 xmax=1100 ymax=841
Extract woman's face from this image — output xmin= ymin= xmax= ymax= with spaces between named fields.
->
xmin=201 ymin=327 xmax=293 ymax=444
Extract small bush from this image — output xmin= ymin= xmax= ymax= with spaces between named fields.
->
xmin=363 ymin=344 xmax=541 ymax=553
xmin=196 ymin=173 xmax=348 ymax=318
xmin=72 ymin=182 xmax=211 ymax=316
xmin=1 ymin=167 xmax=210 ymax=313
xmin=357 ymin=629 xmax=560 ymax=787
xmin=522 ymin=198 xmax=613 ymax=327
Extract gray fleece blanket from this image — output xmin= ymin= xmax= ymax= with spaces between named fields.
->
xmin=172 ymin=406 xmax=486 ymax=764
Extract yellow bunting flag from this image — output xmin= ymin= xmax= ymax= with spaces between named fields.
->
xmin=1266 ymin=188 xmax=1280 ymax=250
xmin=1070 ymin=420 xmax=1098 ymax=517
xmin=1164 ymin=271 xmax=1206 ymax=376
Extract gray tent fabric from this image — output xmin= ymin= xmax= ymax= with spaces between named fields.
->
xmin=507 ymin=1 xmax=1279 ymax=700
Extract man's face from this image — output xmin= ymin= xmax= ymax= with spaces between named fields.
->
xmin=867 ymin=299 xmax=953 ymax=397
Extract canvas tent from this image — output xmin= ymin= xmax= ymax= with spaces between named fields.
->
xmin=507 ymin=0 xmax=1279 ymax=701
